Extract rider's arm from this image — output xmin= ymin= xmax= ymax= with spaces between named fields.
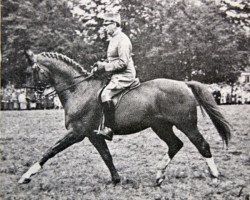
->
xmin=104 ymin=39 xmax=132 ymax=73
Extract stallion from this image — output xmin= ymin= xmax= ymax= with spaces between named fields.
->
xmin=18 ymin=50 xmax=231 ymax=186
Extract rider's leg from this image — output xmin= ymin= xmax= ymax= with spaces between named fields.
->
xmin=97 ymin=88 xmax=116 ymax=140
xmin=102 ymin=100 xmax=116 ymax=127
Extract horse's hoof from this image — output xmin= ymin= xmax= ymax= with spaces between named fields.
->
xmin=112 ymin=177 xmax=121 ymax=185
xmin=18 ymin=177 xmax=31 ymax=184
xmin=155 ymin=176 xmax=165 ymax=187
xmin=208 ymin=177 xmax=220 ymax=187
xmin=211 ymin=178 xmax=219 ymax=186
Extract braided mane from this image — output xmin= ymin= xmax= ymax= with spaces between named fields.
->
xmin=40 ymin=52 xmax=89 ymax=75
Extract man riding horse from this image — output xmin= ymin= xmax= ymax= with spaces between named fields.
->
xmin=19 ymin=13 xmax=231 ymax=186
xmin=93 ymin=13 xmax=139 ymax=141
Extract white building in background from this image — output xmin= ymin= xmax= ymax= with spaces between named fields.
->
xmin=238 ymin=67 xmax=250 ymax=84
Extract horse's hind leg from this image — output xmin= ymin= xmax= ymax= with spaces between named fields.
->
xmin=18 ymin=129 xmax=85 ymax=184
xmin=152 ymin=123 xmax=183 ymax=186
xmin=177 ymin=124 xmax=219 ymax=179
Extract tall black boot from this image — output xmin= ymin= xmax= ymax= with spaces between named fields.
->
xmin=103 ymin=101 xmax=115 ymax=127
xmin=97 ymin=100 xmax=115 ymax=141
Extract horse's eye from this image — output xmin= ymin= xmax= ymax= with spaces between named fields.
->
xmin=32 ymin=64 xmax=37 ymax=69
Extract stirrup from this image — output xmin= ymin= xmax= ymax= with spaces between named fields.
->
xmin=95 ymin=127 xmax=113 ymax=141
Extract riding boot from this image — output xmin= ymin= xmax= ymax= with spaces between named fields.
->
xmin=97 ymin=100 xmax=115 ymax=141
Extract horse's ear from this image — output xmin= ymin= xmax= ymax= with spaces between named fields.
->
xmin=25 ymin=49 xmax=37 ymax=64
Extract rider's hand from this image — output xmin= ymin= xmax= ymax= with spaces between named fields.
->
xmin=96 ymin=61 xmax=106 ymax=71
xmin=92 ymin=61 xmax=106 ymax=74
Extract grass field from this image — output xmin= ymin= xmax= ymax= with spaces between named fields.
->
xmin=0 ymin=105 xmax=249 ymax=200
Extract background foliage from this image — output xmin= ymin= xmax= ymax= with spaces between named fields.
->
xmin=1 ymin=0 xmax=250 ymax=86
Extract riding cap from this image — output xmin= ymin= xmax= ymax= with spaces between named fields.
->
xmin=103 ymin=13 xmax=121 ymax=25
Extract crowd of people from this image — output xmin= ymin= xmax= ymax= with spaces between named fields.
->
xmin=210 ymin=83 xmax=250 ymax=105
xmin=1 ymin=82 xmax=250 ymax=111
xmin=0 ymin=83 xmax=62 ymax=111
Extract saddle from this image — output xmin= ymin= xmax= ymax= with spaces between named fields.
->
xmin=98 ymin=78 xmax=140 ymax=108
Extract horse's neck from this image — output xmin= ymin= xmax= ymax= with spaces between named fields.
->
xmin=53 ymin=72 xmax=79 ymax=89
xmin=56 ymin=78 xmax=102 ymax=108
xmin=47 ymin=61 xmax=83 ymax=95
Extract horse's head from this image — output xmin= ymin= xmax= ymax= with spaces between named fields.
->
xmin=24 ymin=50 xmax=102 ymax=98
xmin=25 ymin=50 xmax=52 ymax=93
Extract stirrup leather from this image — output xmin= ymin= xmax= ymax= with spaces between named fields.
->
xmin=95 ymin=113 xmax=113 ymax=141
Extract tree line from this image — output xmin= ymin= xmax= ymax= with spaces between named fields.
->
xmin=1 ymin=0 xmax=249 ymax=87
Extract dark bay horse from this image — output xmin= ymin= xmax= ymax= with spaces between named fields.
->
xmin=18 ymin=50 xmax=231 ymax=186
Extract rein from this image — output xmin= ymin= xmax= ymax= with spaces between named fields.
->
xmin=45 ymin=73 xmax=94 ymax=97
xmin=29 ymin=56 xmax=98 ymax=98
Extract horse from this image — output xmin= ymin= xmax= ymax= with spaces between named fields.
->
xmin=18 ymin=50 xmax=231 ymax=186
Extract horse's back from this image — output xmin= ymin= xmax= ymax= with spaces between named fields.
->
xmin=145 ymin=78 xmax=190 ymax=91
xmin=126 ymin=78 xmax=195 ymax=105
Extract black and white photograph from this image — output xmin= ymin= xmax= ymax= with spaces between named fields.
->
xmin=1 ymin=0 xmax=250 ymax=199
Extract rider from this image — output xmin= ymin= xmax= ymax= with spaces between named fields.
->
xmin=93 ymin=13 xmax=139 ymax=140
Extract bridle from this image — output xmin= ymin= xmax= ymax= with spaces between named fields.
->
xmin=28 ymin=62 xmax=52 ymax=94
xmin=45 ymin=73 xmax=94 ymax=97
xmin=28 ymin=62 xmax=95 ymax=98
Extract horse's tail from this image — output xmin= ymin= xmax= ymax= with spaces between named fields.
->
xmin=186 ymin=81 xmax=231 ymax=146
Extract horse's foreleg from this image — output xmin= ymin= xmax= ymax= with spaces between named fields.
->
xmin=39 ymin=130 xmax=85 ymax=166
xmin=152 ymin=124 xmax=183 ymax=186
xmin=18 ymin=129 xmax=85 ymax=184
xmin=88 ymin=135 xmax=120 ymax=184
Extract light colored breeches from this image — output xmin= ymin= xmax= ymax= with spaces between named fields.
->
xmin=101 ymin=86 xmax=123 ymax=102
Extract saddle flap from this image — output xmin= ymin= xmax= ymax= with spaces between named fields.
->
xmin=97 ymin=78 xmax=140 ymax=108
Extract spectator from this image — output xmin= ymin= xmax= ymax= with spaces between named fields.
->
xmin=44 ymin=95 xmax=54 ymax=109
xmin=11 ymin=90 xmax=19 ymax=110
xmin=26 ymin=89 xmax=37 ymax=109
xmin=231 ymin=88 xmax=237 ymax=104
xmin=18 ymin=89 xmax=27 ymax=110
xmin=245 ymin=91 xmax=250 ymax=104
xmin=53 ymin=94 xmax=62 ymax=109
xmin=235 ymin=87 xmax=243 ymax=104
xmin=220 ymin=86 xmax=228 ymax=104
xmin=2 ymin=88 xmax=12 ymax=110
xmin=0 ymin=88 xmax=3 ymax=110
xmin=212 ymin=89 xmax=221 ymax=105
